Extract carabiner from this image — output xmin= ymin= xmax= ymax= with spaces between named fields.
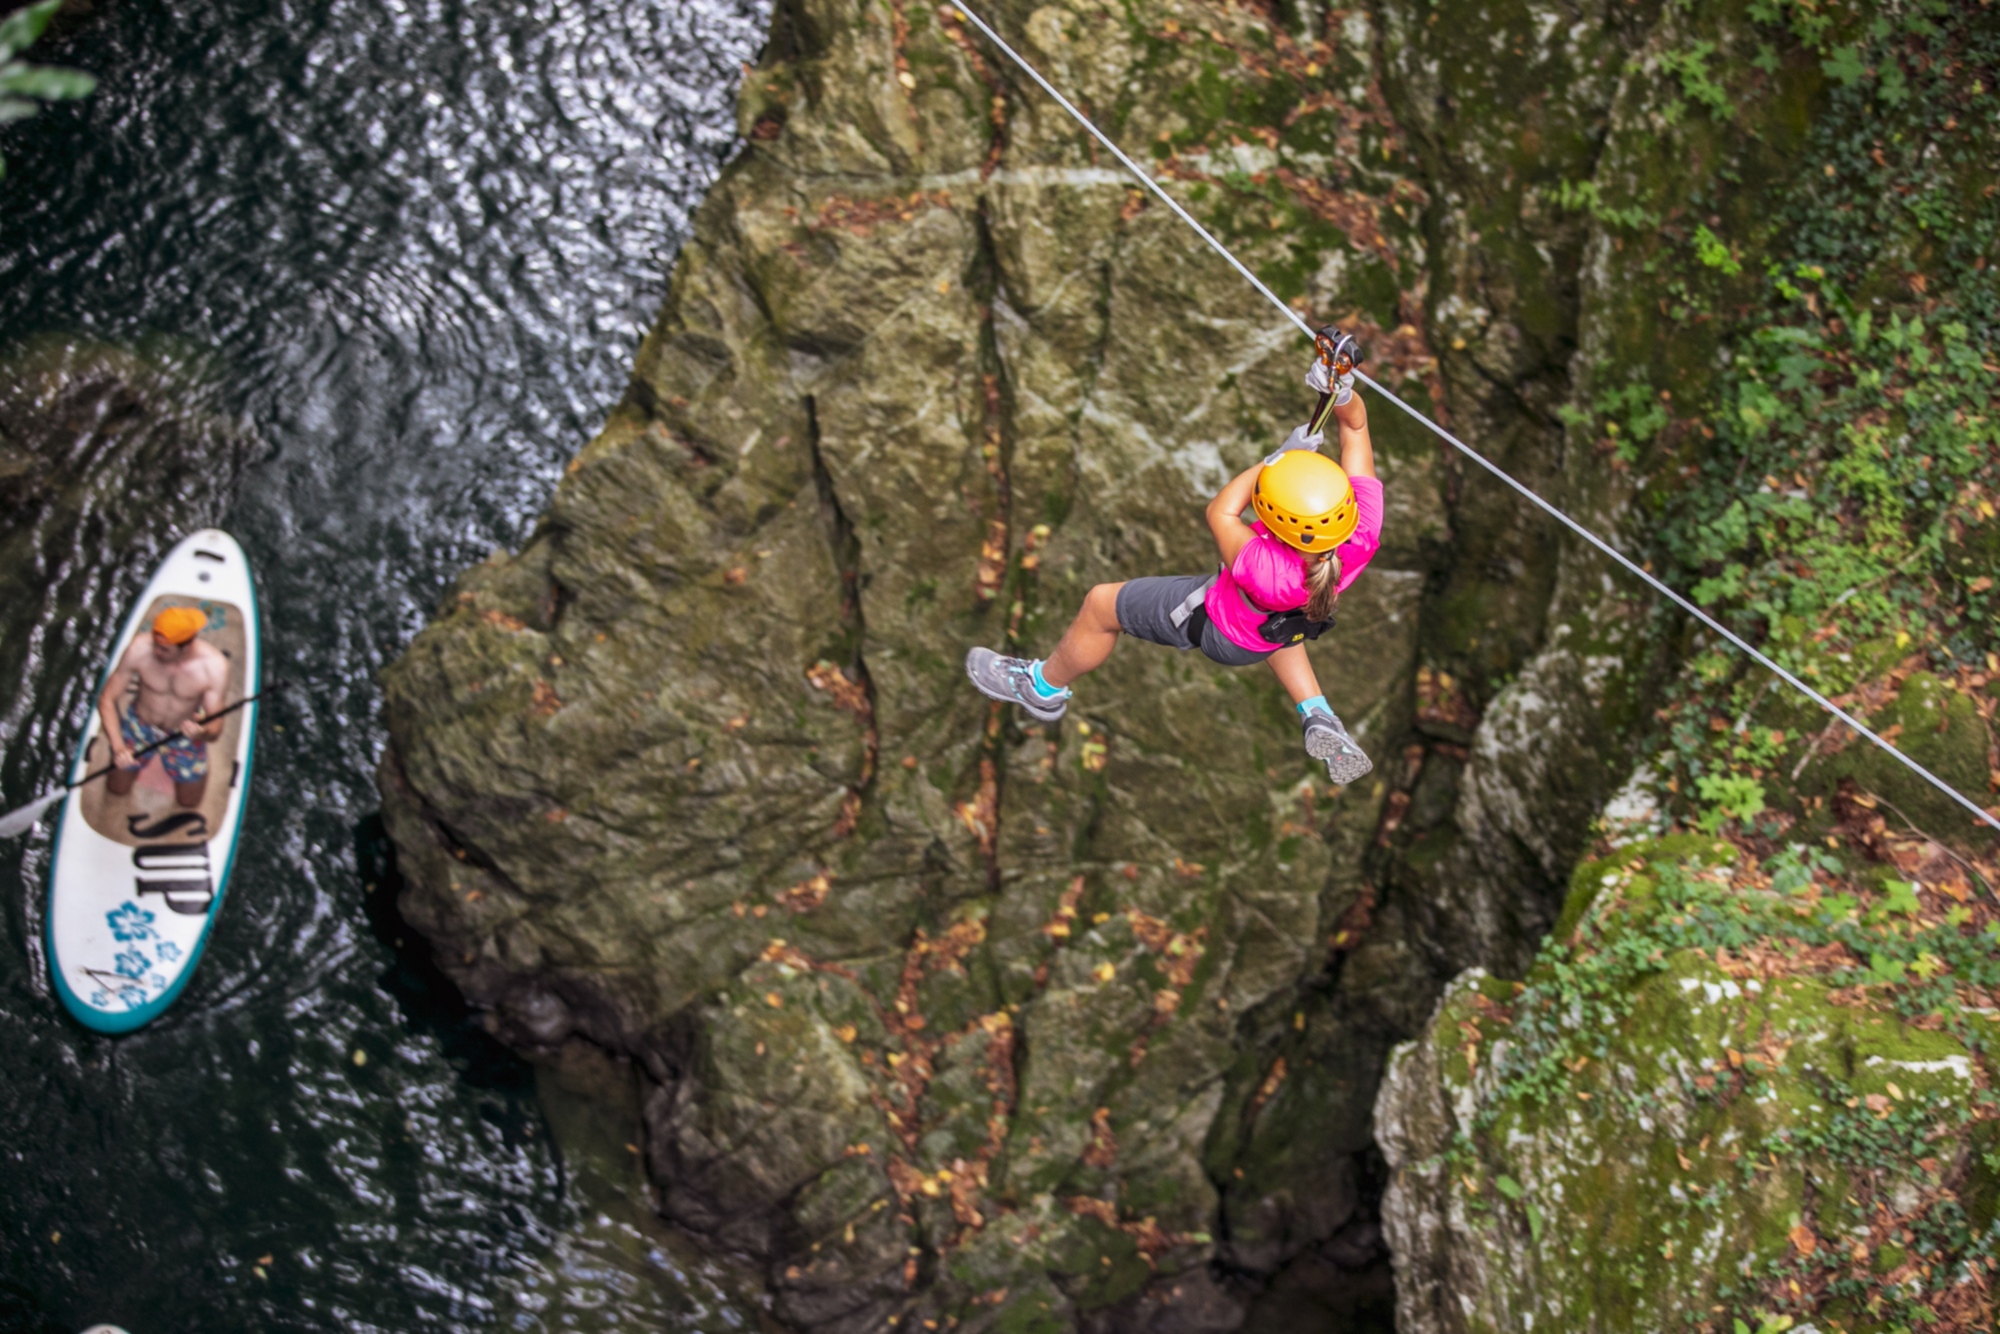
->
xmin=1314 ymin=326 xmax=1365 ymax=379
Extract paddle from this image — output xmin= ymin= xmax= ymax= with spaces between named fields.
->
xmin=0 ymin=681 xmax=289 ymax=839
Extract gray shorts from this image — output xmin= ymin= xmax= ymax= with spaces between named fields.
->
xmin=1115 ymin=574 xmax=1271 ymax=668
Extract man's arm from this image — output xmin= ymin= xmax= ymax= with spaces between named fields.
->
xmin=183 ymin=660 xmax=228 ymax=741
xmin=99 ymin=640 xmax=141 ymax=765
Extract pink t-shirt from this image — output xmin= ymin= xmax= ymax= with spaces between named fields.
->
xmin=1206 ymin=475 xmax=1384 ymax=653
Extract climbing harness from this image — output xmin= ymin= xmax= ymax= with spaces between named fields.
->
xmin=1167 ymin=572 xmax=1334 ymax=649
xmin=952 ymin=3 xmax=2000 ymax=836
xmin=1167 ymin=575 xmax=1217 ymax=643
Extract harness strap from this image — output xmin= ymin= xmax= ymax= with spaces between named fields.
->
xmin=1168 ymin=574 xmax=1218 ymax=629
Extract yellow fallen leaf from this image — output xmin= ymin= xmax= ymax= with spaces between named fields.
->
xmin=1093 ymin=962 xmax=1116 ymax=983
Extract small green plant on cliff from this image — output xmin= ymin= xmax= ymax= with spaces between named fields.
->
xmin=1657 ymin=40 xmax=1735 ymax=123
xmin=1548 ymin=177 xmax=1659 ymax=233
xmin=0 ymin=0 xmax=94 ymax=181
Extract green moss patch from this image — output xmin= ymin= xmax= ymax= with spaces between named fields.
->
xmin=1425 ymin=835 xmax=2000 ymax=1332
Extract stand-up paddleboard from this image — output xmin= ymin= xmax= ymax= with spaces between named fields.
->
xmin=46 ymin=529 xmax=261 ymax=1033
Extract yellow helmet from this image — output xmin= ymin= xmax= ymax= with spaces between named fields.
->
xmin=1252 ymin=451 xmax=1357 ymax=551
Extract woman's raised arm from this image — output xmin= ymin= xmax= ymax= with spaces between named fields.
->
xmin=1332 ymin=390 xmax=1375 ymax=481
xmin=1205 ymin=461 xmax=1264 ymax=565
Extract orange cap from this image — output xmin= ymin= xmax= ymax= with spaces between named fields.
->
xmin=152 ymin=607 xmax=207 ymax=645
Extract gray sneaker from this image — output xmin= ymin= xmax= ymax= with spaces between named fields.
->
xmin=1302 ymin=707 xmax=1373 ymax=786
xmin=966 ymin=647 xmax=1069 ymax=723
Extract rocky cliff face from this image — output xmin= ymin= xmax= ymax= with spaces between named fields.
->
xmin=1378 ymin=836 xmax=2000 ymax=1334
xmin=1374 ymin=0 xmax=2000 ymax=1326
xmin=369 ymin=0 xmax=1944 ymax=1326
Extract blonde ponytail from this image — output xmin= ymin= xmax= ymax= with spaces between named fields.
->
xmin=1305 ymin=551 xmax=1341 ymax=622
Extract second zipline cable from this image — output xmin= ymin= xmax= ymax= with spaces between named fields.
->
xmin=950 ymin=3 xmax=2000 ymax=836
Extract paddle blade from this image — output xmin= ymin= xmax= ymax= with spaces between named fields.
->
xmin=0 ymin=786 xmax=66 ymax=838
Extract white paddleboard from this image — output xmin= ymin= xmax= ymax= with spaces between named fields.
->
xmin=46 ymin=529 xmax=261 ymax=1033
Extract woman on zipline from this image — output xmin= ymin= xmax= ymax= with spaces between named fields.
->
xmin=967 ymin=330 xmax=1380 ymax=785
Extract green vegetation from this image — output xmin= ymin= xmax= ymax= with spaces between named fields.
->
xmin=1624 ymin=0 xmax=2000 ymax=840
xmin=0 ymin=0 xmax=94 ymax=181
xmin=1446 ymin=837 xmax=2000 ymax=1332
xmin=1396 ymin=7 xmax=2000 ymax=1329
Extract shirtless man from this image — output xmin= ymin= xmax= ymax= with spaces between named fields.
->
xmin=99 ymin=607 xmax=229 ymax=809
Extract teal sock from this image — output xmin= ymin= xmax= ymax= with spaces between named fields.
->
xmin=1029 ymin=660 xmax=1069 ymax=700
xmin=1297 ymin=694 xmax=1330 ymax=718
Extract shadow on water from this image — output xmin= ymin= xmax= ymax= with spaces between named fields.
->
xmin=352 ymin=813 xmax=534 ymax=1105
xmin=0 ymin=0 xmax=772 ymax=1327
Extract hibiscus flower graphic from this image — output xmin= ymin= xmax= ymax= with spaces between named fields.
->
xmin=106 ymin=902 xmax=158 ymax=943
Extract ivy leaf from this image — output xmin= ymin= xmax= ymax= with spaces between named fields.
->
xmin=1821 ymin=45 xmax=1866 ymax=86
xmin=1869 ymin=952 xmax=1907 ymax=986
xmin=1910 ymin=951 xmax=1944 ymax=980
xmin=1878 ymin=60 xmax=1908 ymax=105
xmin=1495 ymin=1174 xmax=1523 ymax=1201
xmin=1525 ymin=1202 xmax=1544 ymax=1241
xmin=1817 ymin=893 xmax=1857 ymax=923
xmin=1871 ymin=880 xmax=1922 ymax=921
xmin=0 ymin=0 xmax=59 ymax=62
xmin=0 ymin=62 xmax=96 ymax=100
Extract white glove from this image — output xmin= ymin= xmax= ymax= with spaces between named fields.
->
xmin=1263 ymin=423 xmax=1324 ymax=466
xmin=1306 ymin=356 xmax=1355 ymax=404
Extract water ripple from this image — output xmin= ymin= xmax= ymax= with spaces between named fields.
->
xmin=0 ymin=0 xmax=771 ymax=1327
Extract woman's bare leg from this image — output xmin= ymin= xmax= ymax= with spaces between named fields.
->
xmin=1040 ymin=582 xmax=1125 ymax=688
xmin=1266 ymin=643 xmax=1324 ymax=708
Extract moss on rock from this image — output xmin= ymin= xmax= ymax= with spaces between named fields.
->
xmin=1381 ymin=835 xmax=2000 ymax=1333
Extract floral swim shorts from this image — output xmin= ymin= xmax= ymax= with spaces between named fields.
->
xmin=118 ymin=710 xmax=208 ymax=784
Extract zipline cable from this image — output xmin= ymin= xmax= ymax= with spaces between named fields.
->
xmin=952 ymin=3 xmax=2000 ymax=836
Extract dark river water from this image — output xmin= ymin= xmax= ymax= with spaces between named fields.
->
xmin=0 ymin=0 xmax=770 ymax=1328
